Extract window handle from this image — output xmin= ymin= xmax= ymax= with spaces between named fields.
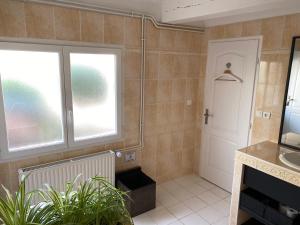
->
xmin=68 ymin=110 xmax=73 ymax=123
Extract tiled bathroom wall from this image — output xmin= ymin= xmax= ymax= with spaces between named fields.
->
xmin=200 ymin=14 xmax=300 ymax=146
xmin=0 ymin=0 xmax=202 ymax=191
xmin=1 ymin=0 xmax=299 ymax=193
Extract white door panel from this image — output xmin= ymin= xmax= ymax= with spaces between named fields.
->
xmin=201 ymin=38 xmax=260 ymax=192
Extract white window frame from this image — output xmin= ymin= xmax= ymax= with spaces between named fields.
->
xmin=0 ymin=40 xmax=122 ymax=160
xmin=63 ymin=46 xmax=122 ymax=148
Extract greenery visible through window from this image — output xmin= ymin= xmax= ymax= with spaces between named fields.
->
xmin=0 ymin=43 xmax=121 ymax=158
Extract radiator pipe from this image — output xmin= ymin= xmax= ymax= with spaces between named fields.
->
xmin=20 ymin=0 xmax=204 ymax=154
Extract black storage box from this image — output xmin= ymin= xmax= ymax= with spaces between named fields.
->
xmin=240 ymin=188 xmax=300 ymax=225
xmin=242 ymin=218 xmax=264 ymax=225
xmin=240 ymin=188 xmax=272 ymax=217
xmin=116 ymin=167 xmax=156 ymax=217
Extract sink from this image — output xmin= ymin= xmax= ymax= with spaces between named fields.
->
xmin=279 ymin=152 xmax=300 ymax=171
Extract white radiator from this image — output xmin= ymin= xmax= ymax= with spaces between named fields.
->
xmin=18 ymin=150 xmax=115 ymax=196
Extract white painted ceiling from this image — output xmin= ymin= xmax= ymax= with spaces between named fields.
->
xmin=69 ymin=0 xmax=162 ymax=19
xmin=59 ymin=0 xmax=300 ymax=27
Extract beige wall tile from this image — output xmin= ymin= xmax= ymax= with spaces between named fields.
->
xmin=0 ymin=0 xmax=26 ymax=37
xmin=181 ymin=147 xmax=194 ymax=173
xmin=0 ymin=1 xmax=206 ymax=188
xmin=188 ymin=32 xmax=202 ymax=53
xmin=159 ymin=29 xmax=176 ymax=51
xmin=25 ymin=3 xmax=54 ymax=39
xmin=187 ymin=55 xmax=201 ymax=76
xmin=125 ymin=51 xmax=141 ymax=79
xmin=146 ymin=52 xmax=159 ymax=79
xmin=80 ymin=11 xmax=104 ymax=43
xmin=142 ymin=135 xmax=157 ymax=179
xmin=174 ymin=55 xmax=189 ymax=77
xmin=125 ymin=17 xmax=141 ymax=48
xmin=242 ymin=20 xmax=262 ymax=37
xmin=145 ymin=21 xmax=160 ymax=50
xmin=144 ymin=104 xmax=157 ymax=130
xmin=104 ymin=14 xmax=124 ymax=44
xmin=159 ymin=53 xmax=174 ymax=79
xmin=206 ymin=25 xmax=225 ymax=40
xmin=186 ymin=79 xmax=199 ymax=100
xmin=157 ymin=80 xmax=172 ymax=102
xmin=124 ymin=103 xmax=139 ymax=132
xmin=172 ymin=79 xmax=186 ymax=101
xmin=282 ymin=14 xmax=300 ymax=49
xmin=261 ymin=16 xmax=285 ymax=50
xmin=175 ymin=30 xmax=190 ymax=52
xmin=184 ymin=103 xmax=196 ymax=123
xmin=54 ymin=7 xmax=80 ymax=41
xmin=170 ymin=102 xmax=184 ymax=123
xmin=224 ymin=22 xmax=243 ymax=38
xmin=145 ymin=79 xmax=158 ymax=104
xmin=124 ymin=79 xmax=141 ymax=104
xmin=156 ymin=103 xmax=171 ymax=126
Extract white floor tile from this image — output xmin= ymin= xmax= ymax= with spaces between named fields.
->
xmin=133 ymin=213 xmax=155 ymax=225
xmin=167 ymin=203 xmax=193 ymax=219
xmin=198 ymin=179 xmax=217 ymax=190
xmin=149 ymin=208 xmax=177 ymax=225
xmin=134 ymin=175 xmax=232 ymax=225
xmin=198 ymin=191 xmax=222 ymax=205
xmin=168 ymin=221 xmax=183 ymax=225
xmin=161 ymin=180 xmax=182 ymax=192
xmin=180 ymin=213 xmax=210 ymax=225
xmin=198 ymin=206 xmax=225 ymax=224
xmin=183 ymin=196 xmax=207 ymax=212
xmin=211 ymin=187 xmax=230 ymax=199
xmin=185 ymin=183 xmax=206 ymax=196
xmin=212 ymin=216 xmax=229 ymax=225
xmin=211 ymin=200 xmax=231 ymax=216
xmin=157 ymin=190 xmax=180 ymax=207
xmin=170 ymin=187 xmax=194 ymax=202
xmin=173 ymin=176 xmax=196 ymax=188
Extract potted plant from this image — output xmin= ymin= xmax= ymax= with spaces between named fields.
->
xmin=0 ymin=176 xmax=133 ymax=225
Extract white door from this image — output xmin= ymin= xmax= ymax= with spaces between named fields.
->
xmin=200 ymin=38 xmax=260 ymax=192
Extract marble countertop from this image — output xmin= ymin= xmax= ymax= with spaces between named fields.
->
xmin=236 ymin=141 xmax=300 ymax=187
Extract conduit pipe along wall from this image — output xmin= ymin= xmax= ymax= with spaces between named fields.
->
xmin=21 ymin=0 xmax=205 ymax=153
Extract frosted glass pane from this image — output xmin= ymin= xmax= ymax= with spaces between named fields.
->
xmin=0 ymin=50 xmax=64 ymax=151
xmin=70 ymin=53 xmax=117 ymax=141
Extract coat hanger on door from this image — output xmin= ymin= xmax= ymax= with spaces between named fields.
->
xmin=214 ymin=62 xmax=243 ymax=83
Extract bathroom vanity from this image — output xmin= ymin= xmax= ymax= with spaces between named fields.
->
xmin=229 ymin=141 xmax=300 ymax=225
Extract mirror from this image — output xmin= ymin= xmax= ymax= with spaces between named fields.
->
xmin=279 ymin=37 xmax=300 ymax=150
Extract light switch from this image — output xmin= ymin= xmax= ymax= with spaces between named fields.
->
xmin=256 ymin=110 xmax=263 ymax=117
xmin=186 ymin=99 xmax=192 ymax=106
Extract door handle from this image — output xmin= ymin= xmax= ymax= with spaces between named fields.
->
xmin=204 ymin=108 xmax=213 ymax=125
xmin=286 ymin=96 xmax=294 ymax=106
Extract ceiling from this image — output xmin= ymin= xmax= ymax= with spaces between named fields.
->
xmin=53 ymin=0 xmax=300 ymax=27
xmin=70 ymin=0 xmax=162 ymax=19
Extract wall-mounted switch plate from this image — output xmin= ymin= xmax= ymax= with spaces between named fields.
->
xmin=125 ymin=151 xmax=136 ymax=162
xmin=186 ymin=99 xmax=192 ymax=106
xmin=256 ymin=110 xmax=263 ymax=117
xmin=262 ymin=111 xmax=272 ymax=119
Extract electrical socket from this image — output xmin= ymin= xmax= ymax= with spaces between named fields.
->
xmin=262 ymin=111 xmax=272 ymax=119
xmin=125 ymin=152 xmax=136 ymax=162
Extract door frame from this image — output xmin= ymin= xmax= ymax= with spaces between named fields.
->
xmin=199 ymin=36 xmax=263 ymax=178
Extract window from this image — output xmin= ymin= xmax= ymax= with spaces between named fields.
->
xmin=0 ymin=42 xmax=121 ymax=158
